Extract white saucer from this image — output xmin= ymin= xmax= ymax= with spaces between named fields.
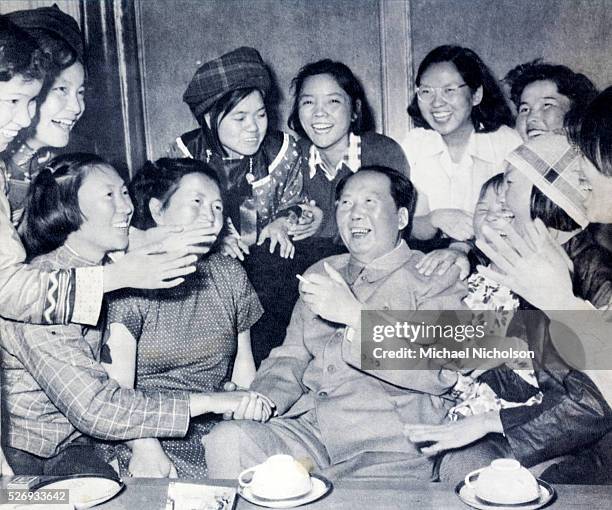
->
xmin=238 ymin=474 xmax=332 ymax=508
xmin=31 ymin=474 xmax=124 ymax=510
xmin=455 ymin=479 xmax=555 ymax=510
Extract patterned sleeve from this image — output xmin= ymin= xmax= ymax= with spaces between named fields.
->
xmin=272 ymin=134 xmax=304 ymax=216
xmin=13 ymin=321 xmax=190 ymax=441
xmin=106 ymin=289 xmax=149 ymax=341
xmin=0 ymin=186 xmax=74 ymax=325
xmin=0 ymin=167 xmax=102 ymax=326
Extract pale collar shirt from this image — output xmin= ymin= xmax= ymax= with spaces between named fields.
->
xmin=308 ymin=132 xmax=361 ymax=180
xmin=402 ymin=126 xmax=522 ymax=215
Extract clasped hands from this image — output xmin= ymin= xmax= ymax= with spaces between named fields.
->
xmin=219 ymin=382 xmax=276 ymax=422
xmin=257 ymin=201 xmax=324 ymax=259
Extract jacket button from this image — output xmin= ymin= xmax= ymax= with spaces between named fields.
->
xmin=327 ymin=365 xmax=336 ymax=373
xmin=318 ymin=391 xmax=328 ymax=398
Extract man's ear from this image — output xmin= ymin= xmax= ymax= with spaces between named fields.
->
xmin=149 ymin=198 xmax=164 ymax=225
xmin=472 ymin=86 xmax=483 ymax=107
xmin=398 ymin=207 xmax=409 ymax=230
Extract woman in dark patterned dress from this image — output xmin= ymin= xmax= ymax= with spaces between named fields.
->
xmin=103 ymin=158 xmax=265 ymax=479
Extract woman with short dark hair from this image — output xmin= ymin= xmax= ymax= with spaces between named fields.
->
xmin=405 ymin=133 xmax=612 ymax=485
xmin=403 ymin=45 xmax=521 ymax=243
xmin=288 ymin=59 xmax=375 ymax=139
xmin=0 ymin=16 xmax=47 ymax=475
xmin=20 ymin=153 xmax=107 ymax=259
xmin=170 ymin=47 xmax=321 ymax=366
xmin=504 ymin=59 xmax=598 ymax=142
xmin=0 ymin=12 xmax=214 ymax=329
xmin=258 ymin=59 xmax=411 ymax=365
xmin=4 ymin=5 xmax=86 ymax=225
xmin=1 ymin=153 xmax=268 ymax=477
xmin=289 ymin=59 xmax=408 ymax=248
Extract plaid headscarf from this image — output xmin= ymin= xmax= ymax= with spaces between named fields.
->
xmin=505 ymin=133 xmax=590 ymax=228
xmin=183 ymin=47 xmax=271 ymax=122
xmin=7 ymin=5 xmax=84 ymax=63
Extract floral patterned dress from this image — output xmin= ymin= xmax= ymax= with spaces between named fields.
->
xmin=449 ymin=268 xmax=541 ymax=420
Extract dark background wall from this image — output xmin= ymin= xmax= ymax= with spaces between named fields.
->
xmin=410 ymin=0 xmax=611 ymax=89
xmin=138 ymin=0 xmax=611 ymax=161
xmin=2 ymin=0 xmax=610 ymax=171
xmin=137 ymin=0 xmax=384 ymax=159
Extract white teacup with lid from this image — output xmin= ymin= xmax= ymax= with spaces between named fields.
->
xmin=465 ymin=458 xmax=541 ymax=505
xmin=238 ymin=454 xmax=312 ymax=501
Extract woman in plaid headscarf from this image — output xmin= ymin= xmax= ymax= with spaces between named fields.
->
xmin=170 ymin=47 xmax=325 ymax=365
xmin=170 ymin=47 xmax=315 ymax=260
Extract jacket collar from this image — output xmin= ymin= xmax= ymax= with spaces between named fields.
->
xmin=308 ymin=132 xmax=361 ymax=179
xmin=342 ymin=239 xmax=412 ymax=285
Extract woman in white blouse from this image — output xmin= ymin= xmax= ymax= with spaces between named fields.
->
xmin=403 ymin=45 xmax=521 ymax=243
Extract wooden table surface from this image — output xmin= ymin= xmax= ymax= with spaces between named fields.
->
xmin=90 ymin=477 xmax=612 ymax=509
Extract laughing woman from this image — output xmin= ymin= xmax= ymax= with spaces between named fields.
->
xmin=403 ymin=45 xmax=521 ymax=243
xmin=170 ymin=47 xmax=316 ymax=365
xmin=4 ymin=6 xmax=85 ymax=224
xmin=289 ymin=59 xmax=409 ymax=254
xmin=504 ymin=60 xmax=598 ymax=142
xmin=262 ymin=60 xmax=412 ymax=364
xmin=0 ymin=16 xmax=46 ymax=476
xmin=405 ymin=134 xmax=612 ymax=484
xmin=469 ymin=89 xmax=612 ymax=484
xmin=1 ymin=154 xmax=266 ymax=476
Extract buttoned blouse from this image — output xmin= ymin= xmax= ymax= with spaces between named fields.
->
xmin=401 ymin=126 xmax=521 ymax=214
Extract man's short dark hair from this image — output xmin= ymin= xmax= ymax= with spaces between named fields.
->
xmin=335 ymin=165 xmax=416 ymax=240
